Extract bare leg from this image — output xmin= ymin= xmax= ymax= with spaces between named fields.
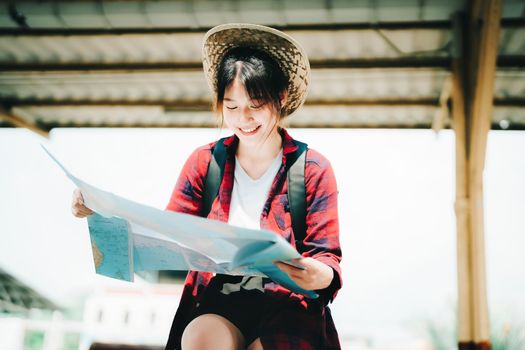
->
xmin=181 ymin=313 xmax=245 ymax=350
xmin=247 ymin=338 xmax=264 ymax=350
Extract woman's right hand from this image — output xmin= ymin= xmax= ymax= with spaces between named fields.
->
xmin=71 ymin=188 xmax=94 ymax=218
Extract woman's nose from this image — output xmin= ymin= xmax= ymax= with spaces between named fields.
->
xmin=240 ymin=107 xmax=254 ymax=121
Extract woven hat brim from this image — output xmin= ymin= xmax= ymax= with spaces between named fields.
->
xmin=202 ymin=23 xmax=310 ymax=117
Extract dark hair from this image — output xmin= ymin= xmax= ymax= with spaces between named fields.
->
xmin=215 ymin=46 xmax=288 ymax=118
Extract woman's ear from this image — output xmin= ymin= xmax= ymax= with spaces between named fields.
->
xmin=280 ymin=91 xmax=288 ymax=109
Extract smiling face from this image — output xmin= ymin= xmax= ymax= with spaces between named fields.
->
xmin=222 ymin=77 xmax=280 ymax=147
xmin=214 ymin=47 xmax=289 ymax=150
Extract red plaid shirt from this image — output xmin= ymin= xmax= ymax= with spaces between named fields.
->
xmin=165 ymin=129 xmax=342 ymax=349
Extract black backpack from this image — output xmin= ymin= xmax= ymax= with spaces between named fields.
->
xmin=202 ymin=137 xmax=308 ymax=248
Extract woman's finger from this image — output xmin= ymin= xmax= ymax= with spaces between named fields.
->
xmin=79 ymin=209 xmax=93 ymax=216
xmin=275 ymin=262 xmax=307 ymax=280
xmin=72 ymin=209 xmax=84 ymax=218
xmin=73 ymin=204 xmax=90 ymax=214
xmin=72 ymin=205 xmax=93 ymax=218
xmin=274 ymin=261 xmax=294 ymax=274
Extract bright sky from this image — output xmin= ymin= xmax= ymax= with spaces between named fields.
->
xmin=0 ymin=127 xmax=523 ymax=341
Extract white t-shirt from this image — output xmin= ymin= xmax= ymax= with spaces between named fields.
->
xmin=221 ymin=150 xmax=283 ymax=295
xmin=228 ymin=150 xmax=283 ymax=229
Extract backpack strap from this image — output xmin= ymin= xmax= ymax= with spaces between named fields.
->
xmin=286 ymin=141 xmax=308 ymax=249
xmin=202 ymin=137 xmax=228 ymax=217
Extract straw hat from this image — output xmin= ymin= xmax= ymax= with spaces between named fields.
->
xmin=202 ymin=23 xmax=310 ymax=117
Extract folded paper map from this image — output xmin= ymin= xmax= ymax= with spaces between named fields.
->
xmin=43 ymin=145 xmax=318 ymax=299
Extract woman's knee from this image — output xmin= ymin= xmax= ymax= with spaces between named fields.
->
xmin=181 ymin=313 xmax=245 ymax=350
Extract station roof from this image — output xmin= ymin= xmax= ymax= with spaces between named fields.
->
xmin=0 ymin=268 xmax=58 ymax=313
xmin=0 ymin=0 xmax=523 ymax=131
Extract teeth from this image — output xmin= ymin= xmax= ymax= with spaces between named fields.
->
xmin=241 ymin=126 xmax=258 ymax=133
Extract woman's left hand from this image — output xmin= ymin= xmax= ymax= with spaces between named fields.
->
xmin=275 ymin=257 xmax=333 ymax=291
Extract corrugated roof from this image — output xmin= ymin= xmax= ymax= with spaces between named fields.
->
xmin=0 ymin=0 xmax=523 ymax=130
xmin=0 ymin=268 xmax=58 ymax=313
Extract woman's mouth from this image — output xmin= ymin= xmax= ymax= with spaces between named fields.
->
xmin=239 ymin=125 xmax=261 ymax=136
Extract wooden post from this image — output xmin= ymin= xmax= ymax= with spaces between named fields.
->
xmin=451 ymin=21 xmax=471 ymax=343
xmin=451 ymin=1 xmax=502 ymax=349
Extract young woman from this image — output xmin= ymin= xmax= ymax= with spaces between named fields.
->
xmin=72 ymin=23 xmax=342 ymax=350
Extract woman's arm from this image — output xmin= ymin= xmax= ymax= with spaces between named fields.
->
xmin=165 ymin=144 xmax=213 ymax=216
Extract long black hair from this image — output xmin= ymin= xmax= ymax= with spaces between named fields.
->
xmin=215 ymin=46 xmax=288 ymax=119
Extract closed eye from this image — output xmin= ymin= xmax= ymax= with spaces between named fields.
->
xmin=226 ymin=106 xmax=237 ymax=110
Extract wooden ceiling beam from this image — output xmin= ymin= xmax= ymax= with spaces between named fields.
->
xmin=2 ymin=97 xmax=522 ymax=109
xmin=3 ymin=120 xmax=523 ymax=130
xmin=0 ymin=57 xmax=453 ymax=72
xmin=0 ymin=121 xmax=441 ymax=130
xmin=0 ymin=106 xmax=49 ymax=138
xmin=0 ymin=17 xmax=522 ymax=36
xmin=0 ymin=98 xmax=441 ymax=108
xmin=2 ymin=55 xmax=523 ymax=72
xmin=0 ymin=21 xmax=454 ymax=36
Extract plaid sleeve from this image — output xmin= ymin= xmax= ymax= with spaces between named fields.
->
xmin=165 ymin=143 xmax=213 ymax=215
xmin=302 ymin=149 xmax=342 ymax=303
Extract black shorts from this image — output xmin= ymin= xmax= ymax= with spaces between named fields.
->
xmin=191 ymin=275 xmax=268 ymax=345
xmin=189 ymin=274 xmax=326 ymax=348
